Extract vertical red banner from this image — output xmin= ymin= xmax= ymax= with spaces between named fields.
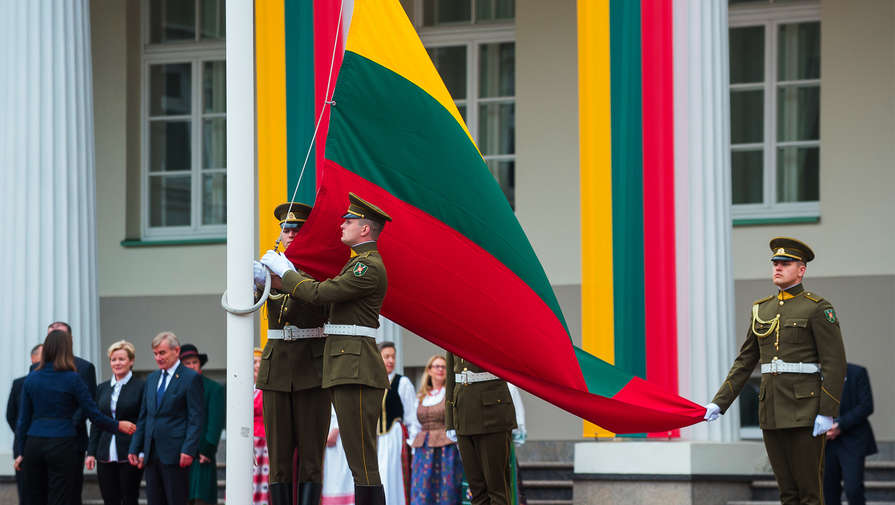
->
xmin=314 ymin=0 xmax=346 ymax=185
xmin=641 ymin=0 xmax=679 ymax=438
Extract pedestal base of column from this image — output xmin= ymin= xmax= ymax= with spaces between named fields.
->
xmin=573 ymin=441 xmax=770 ymax=505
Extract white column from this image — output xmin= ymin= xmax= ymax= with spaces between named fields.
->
xmin=674 ymin=0 xmax=739 ymax=442
xmin=224 ymin=0 xmax=256 ymax=502
xmin=0 ymin=0 xmax=101 ymax=452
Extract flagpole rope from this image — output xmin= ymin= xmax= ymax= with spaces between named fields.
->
xmin=223 ymin=1 xmax=345 ymax=316
xmin=276 ymin=0 xmax=345 ymax=251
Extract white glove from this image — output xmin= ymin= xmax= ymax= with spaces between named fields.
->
xmin=445 ymin=429 xmax=457 ymax=443
xmin=813 ymin=415 xmax=834 ymax=436
xmin=253 ymin=261 xmax=267 ymax=287
xmin=260 ymin=250 xmax=293 ymax=278
xmin=512 ymin=427 xmax=526 ymax=446
xmin=704 ymin=403 xmax=721 ymax=422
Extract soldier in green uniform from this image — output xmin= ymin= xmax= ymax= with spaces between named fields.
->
xmin=445 ymin=353 xmax=517 ymax=505
xmin=261 ymin=193 xmax=392 ymax=505
xmin=254 ymin=202 xmax=330 ymax=505
xmin=704 ymin=237 xmax=846 ymax=505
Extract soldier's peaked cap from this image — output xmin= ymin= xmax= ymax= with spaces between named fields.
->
xmin=274 ymin=202 xmax=312 ymax=229
xmin=342 ymin=192 xmax=392 ymax=224
xmin=769 ymin=237 xmax=814 ymax=263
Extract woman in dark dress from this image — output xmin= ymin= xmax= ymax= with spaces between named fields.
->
xmin=14 ymin=330 xmax=136 ymax=505
xmin=85 ymin=340 xmax=145 ymax=505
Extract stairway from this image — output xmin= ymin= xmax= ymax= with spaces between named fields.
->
xmin=82 ymin=462 xmax=226 ymax=505
xmin=520 ymin=460 xmax=573 ymax=505
xmin=728 ymin=460 xmax=895 ymax=505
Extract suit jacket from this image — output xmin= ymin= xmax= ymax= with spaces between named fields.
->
xmin=445 ymin=352 xmax=516 ymax=436
xmin=87 ymin=376 xmax=145 ymax=461
xmin=6 ymin=376 xmax=25 ymax=433
xmin=30 ymin=355 xmax=97 ymax=451
xmin=829 ymin=363 xmax=877 ymax=457
xmin=129 ymin=363 xmax=204 ymax=465
xmin=712 ymin=284 xmax=846 ymax=429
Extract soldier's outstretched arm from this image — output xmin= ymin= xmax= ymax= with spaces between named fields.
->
xmin=711 ymin=324 xmax=760 ymax=414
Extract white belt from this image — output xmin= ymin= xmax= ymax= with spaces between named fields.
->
xmin=455 ymin=371 xmax=499 ymax=385
xmin=268 ymin=326 xmax=324 ymax=341
xmin=761 ymin=359 xmax=820 ymax=375
xmin=323 ymin=323 xmax=378 ymax=338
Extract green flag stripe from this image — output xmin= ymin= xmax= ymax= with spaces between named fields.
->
xmin=326 ymin=51 xmax=569 ymax=333
xmin=610 ymin=0 xmax=646 ymax=379
xmin=285 ymin=0 xmax=316 ymax=203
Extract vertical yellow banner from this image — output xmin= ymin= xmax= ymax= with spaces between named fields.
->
xmin=255 ymin=1 xmax=289 ymax=346
xmin=578 ymin=0 xmax=616 ymax=438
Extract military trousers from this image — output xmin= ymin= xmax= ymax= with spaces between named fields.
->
xmin=457 ymin=431 xmax=513 ymax=505
xmin=330 ymin=384 xmax=385 ymax=486
xmin=763 ymin=427 xmax=826 ymax=505
xmin=262 ymin=387 xmax=331 ymax=484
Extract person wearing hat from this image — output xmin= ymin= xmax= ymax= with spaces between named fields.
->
xmin=253 ymin=202 xmax=330 ymax=505
xmin=261 ymin=192 xmax=392 ymax=505
xmin=181 ymin=344 xmax=225 ymax=505
xmin=704 ymin=237 xmax=846 ymax=505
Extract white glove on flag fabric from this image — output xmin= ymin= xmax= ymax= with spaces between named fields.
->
xmin=445 ymin=429 xmax=457 ymax=443
xmin=253 ymin=261 xmax=267 ymax=287
xmin=704 ymin=403 xmax=721 ymax=422
xmin=813 ymin=415 xmax=834 ymax=436
xmin=260 ymin=250 xmax=292 ymax=278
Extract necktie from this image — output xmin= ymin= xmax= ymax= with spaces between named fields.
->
xmin=156 ymin=370 xmax=168 ymax=409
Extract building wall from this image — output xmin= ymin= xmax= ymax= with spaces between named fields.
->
xmin=88 ymin=0 xmax=895 ymax=441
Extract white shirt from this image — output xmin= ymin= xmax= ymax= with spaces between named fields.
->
xmin=107 ymin=371 xmax=133 ymax=462
xmin=157 ymin=359 xmax=181 ymax=393
xmin=421 ymin=386 xmax=445 ymax=407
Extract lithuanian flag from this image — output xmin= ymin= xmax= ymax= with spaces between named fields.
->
xmin=286 ymin=0 xmax=705 ymax=434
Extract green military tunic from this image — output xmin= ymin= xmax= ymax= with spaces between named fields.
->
xmin=256 ymin=269 xmax=331 ymax=485
xmin=712 ymin=283 xmax=846 ymax=505
xmin=189 ymin=375 xmax=225 ymax=504
xmin=282 ymin=241 xmax=390 ymax=486
xmin=446 ymin=353 xmax=516 ymax=505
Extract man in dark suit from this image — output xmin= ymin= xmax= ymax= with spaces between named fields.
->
xmin=6 ymin=343 xmax=42 ymax=505
xmin=129 ymin=331 xmax=204 ymax=505
xmin=824 ymin=363 xmax=877 ymax=505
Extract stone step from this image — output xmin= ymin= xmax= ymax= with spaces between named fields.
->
xmin=519 ymin=461 xmax=574 ymax=481
xmin=521 ymin=479 xmax=573 ymax=501
xmin=751 ymin=479 xmax=895 ymax=502
xmin=730 ymin=502 xmax=895 ymax=505
xmin=526 ymin=500 xmax=573 ymax=505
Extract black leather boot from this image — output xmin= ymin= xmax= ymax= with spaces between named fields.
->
xmin=354 ymin=485 xmax=386 ymax=505
xmin=269 ymin=482 xmax=293 ymax=505
xmin=297 ymin=482 xmax=323 ymax=505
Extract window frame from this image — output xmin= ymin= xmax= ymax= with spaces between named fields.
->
xmin=729 ymin=2 xmax=821 ymax=221
xmin=140 ymin=0 xmax=227 ymax=240
xmin=414 ymin=3 xmax=516 ymax=205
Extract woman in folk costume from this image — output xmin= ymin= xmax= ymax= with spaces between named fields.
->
xmin=410 ymin=355 xmax=463 ymax=505
xmin=322 ymin=405 xmax=356 ymax=505
xmin=376 ymin=342 xmax=419 ymax=505
xmin=253 ymin=348 xmax=271 ymax=505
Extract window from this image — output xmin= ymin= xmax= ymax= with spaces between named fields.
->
xmin=142 ymin=0 xmax=226 ymax=239
xmin=729 ymin=3 xmax=820 ymax=221
xmin=415 ymin=0 xmax=516 ymax=207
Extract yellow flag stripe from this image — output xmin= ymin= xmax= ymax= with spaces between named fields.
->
xmin=255 ymin=0 xmax=289 ymax=346
xmin=345 ymin=0 xmax=477 ymax=151
xmin=578 ymin=0 xmax=616 ymax=438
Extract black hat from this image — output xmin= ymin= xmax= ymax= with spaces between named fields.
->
xmin=769 ymin=237 xmax=815 ymax=263
xmin=274 ymin=202 xmax=313 ymax=229
xmin=341 ymin=192 xmax=392 ymax=225
xmin=180 ymin=344 xmax=208 ymax=367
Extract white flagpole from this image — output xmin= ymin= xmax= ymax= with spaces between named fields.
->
xmin=225 ymin=0 xmax=256 ymax=502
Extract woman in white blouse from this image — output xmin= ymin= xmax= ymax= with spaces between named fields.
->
xmin=409 ymin=355 xmax=464 ymax=505
xmin=85 ymin=340 xmax=146 ymax=505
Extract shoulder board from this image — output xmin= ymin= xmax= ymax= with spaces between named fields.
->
xmin=804 ymin=292 xmax=824 ymax=303
xmin=355 ymin=251 xmax=375 ymax=259
xmin=753 ymin=295 xmax=775 ymax=305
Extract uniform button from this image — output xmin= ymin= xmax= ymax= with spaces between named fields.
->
xmin=497 ymin=399 xmax=501 ymax=403
xmin=340 ymin=349 xmax=344 ymax=353
xmin=779 ymin=301 xmax=784 ymax=306
xmin=463 ymin=368 xmax=467 ymax=372
xmin=810 ymin=392 xmax=815 ymax=396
